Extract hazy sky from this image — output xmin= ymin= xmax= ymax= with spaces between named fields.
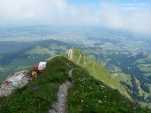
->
xmin=0 ymin=0 xmax=151 ymax=35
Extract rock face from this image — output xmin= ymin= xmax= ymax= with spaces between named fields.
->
xmin=67 ymin=49 xmax=73 ymax=60
xmin=0 ymin=71 xmax=30 ymax=97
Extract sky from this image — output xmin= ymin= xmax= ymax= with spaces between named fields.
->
xmin=0 ymin=0 xmax=151 ymax=35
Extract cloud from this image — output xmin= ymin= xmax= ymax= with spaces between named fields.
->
xmin=0 ymin=0 xmax=99 ymax=25
xmin=99 ymin=3 xmax=151 ymax=35
xmin=0 ymin=0 xmax=150 ymax=35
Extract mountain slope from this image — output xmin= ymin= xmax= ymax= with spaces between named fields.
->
xmin=0 ymin=56 xmax=150 ymax=113
xmin=0 ymin=56 xmax=71 ymax=113
xmin=66 ymin=49 xmax=131 ymax=99
xmin=66 ymin=49 xmax=151 ymax=108
xmin=68 ymin=67 xmax=150 ymax=113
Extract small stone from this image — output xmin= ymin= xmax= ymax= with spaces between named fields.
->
xmin=98 ymin=100 xmax=102 ymax=104
xmin=81 ymin=99 xmax=84 ymax=103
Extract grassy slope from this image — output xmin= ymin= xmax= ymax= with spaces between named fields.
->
xmin=0 ymin=56 xmax=72 ymax=113
xmin=0 ymin=56 xmax=150 ymax=113
xmin=67 ymin=49 xmax=131 ymax=99
xmin=68 ymin=67 xmax=150 ymax=113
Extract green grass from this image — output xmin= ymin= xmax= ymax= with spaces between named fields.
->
xmin=0 ymin=56 xmax=72 ymax=113
xmin=0 ymin=56 xmax=150 ymax=113
xmin=68 ymin=67 xmax=150 ymax=113
xmin=67 ymin=49 xmax=131 ymax=99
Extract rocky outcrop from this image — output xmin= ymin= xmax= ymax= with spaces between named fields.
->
xmin=0 ymin=71 xmax=30 ymax=97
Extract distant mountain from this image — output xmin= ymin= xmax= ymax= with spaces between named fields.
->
xmin=0 ymin=55 xmax=150 ymax=113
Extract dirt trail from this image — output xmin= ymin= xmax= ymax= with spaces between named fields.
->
xmin=49 ymin=69 xmax=73 ymax=113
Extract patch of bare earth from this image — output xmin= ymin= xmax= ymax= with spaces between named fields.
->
xmin=49 ymin=69 xmax=73 ymax=113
